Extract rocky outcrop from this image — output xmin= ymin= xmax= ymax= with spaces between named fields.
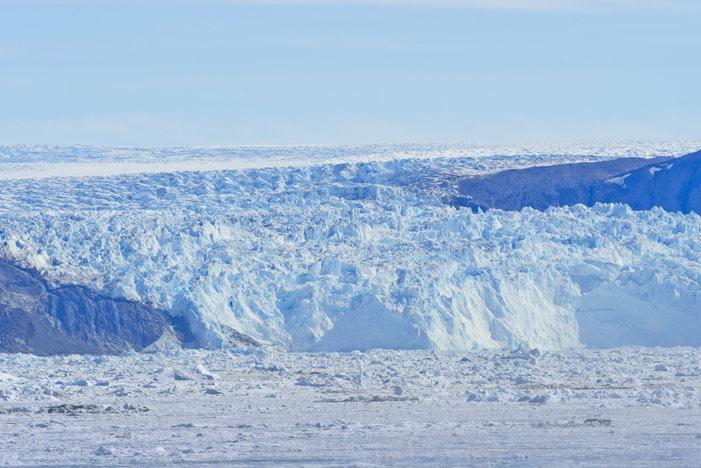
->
xmin=458 ymin=150 xmax=701 ymax=215
xmin=589 ymin=150 xmax=701 ymax=214
xmin=0 ymin=259 xmax=174 ymax=355
xmin=457 ymin=156 xmax=674 ymax=211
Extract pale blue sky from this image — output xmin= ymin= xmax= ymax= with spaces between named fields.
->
xmin=1 ymin=0 xmax=699 ymax=145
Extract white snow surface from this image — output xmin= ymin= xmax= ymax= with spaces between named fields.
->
xmin=606 ymin=173 xmax=631 ymax=186
xmin=1 ymin=143 xmax=700 ymax=351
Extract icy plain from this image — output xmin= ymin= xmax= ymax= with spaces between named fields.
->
xmin=1 ymin=347 xmax=700 ymax=466
xmin=1 ymin=143 xmax=701 ymax=466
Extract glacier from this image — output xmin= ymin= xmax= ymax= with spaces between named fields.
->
xmin=0 ymin=144 xmax=700 ymax=352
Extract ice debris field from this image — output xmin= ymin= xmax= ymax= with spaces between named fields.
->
xmin=1 ymin=347 xmax=700 ymax=466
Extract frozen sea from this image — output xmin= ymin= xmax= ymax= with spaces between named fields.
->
xmin=1 ymin=347 xmax=700 ymax=466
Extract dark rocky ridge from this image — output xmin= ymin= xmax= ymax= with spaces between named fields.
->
xmin=589 ymin=150 xmax=701 ymax=213
xmin=456 ymin=156 xmax=671 ymax=211
xmin=457 ymin=149 xmax=701 ymax=214
xmin=0 ymin=259 xmax=181 ymax=355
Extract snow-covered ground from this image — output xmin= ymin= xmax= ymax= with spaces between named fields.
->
xmin=1 ymin=347 xmax=700 ymax=466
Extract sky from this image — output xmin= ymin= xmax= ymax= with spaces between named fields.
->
xmin=0 ymin=0 xmax=699 ymax=146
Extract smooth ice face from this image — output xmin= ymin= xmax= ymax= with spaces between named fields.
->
xmin=0 ymin=145 xmax=700 ymax=351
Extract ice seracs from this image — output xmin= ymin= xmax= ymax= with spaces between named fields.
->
xmin=0 ymin=145 xmax=700 ymax=352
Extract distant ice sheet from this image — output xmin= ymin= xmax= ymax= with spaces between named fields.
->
xmin=1 ymin=141 xmax=700 ymax=179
